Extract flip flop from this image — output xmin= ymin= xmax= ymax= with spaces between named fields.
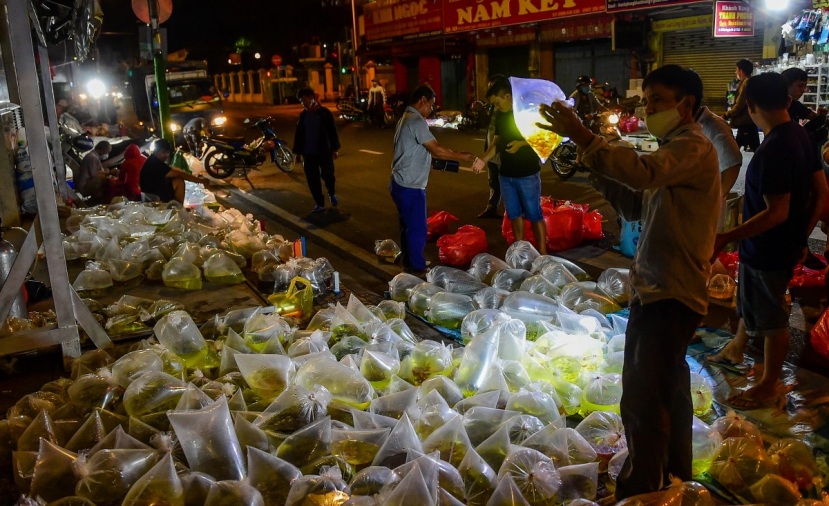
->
xmin=724 ymin=391 xmax=780 ymax=410
xmin=704 ymin=353 xmax=751 ymax=374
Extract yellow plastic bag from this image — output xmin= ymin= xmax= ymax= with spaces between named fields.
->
xmin=268 ymin=277 xmax=313 ymax=319
xmin=509 ymin=77 xmax=569 ymax=163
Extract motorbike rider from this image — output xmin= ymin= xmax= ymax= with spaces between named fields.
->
xmin=183 ymin=117 xmax=206 ymax=157
xmin=570 ymin=76 xmax=607 ymax=122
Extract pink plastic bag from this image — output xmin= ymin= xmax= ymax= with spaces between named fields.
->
xmin=427 ymin=211 xmax=459 ymax=242
xmin=437 ymin=226 xmax=488 ymax=266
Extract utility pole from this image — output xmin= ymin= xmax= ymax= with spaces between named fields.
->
xmin=148 ymin=0 xmax=172 ymax=142
xmin=350 ymin=0 xmax=360 ymax=93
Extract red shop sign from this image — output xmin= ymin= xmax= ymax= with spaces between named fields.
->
xmin=364 ymin=0 xmax=444 ymax=42
xmin=713 ymin=0 xmax=754 ymax=37
xmin=540 ymin=13 xmax=613 ymax=41
xmin=444 ymin=0 xmax=606 ymax=34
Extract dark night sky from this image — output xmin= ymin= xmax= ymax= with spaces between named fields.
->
xmin=99 ymin=0 xmax=356 ymax=70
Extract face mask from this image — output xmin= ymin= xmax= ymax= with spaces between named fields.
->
xmin=645 ymin=99 xmax=687 ymax=140
xmin=101 ymin=154 xmax=109 ymax=160
xmin=580 ymin=86 xmax=590 ymax=94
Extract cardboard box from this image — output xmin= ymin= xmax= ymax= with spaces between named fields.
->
xmin=626 ymin=89 xmax=642 ymax=98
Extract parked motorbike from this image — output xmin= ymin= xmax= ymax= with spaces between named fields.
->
xmin=549 ymin=110 xmax=633 ymax=180
xmin=202 ymin=117 xmax=294 ymax=181
xmin=337 ymin=93 xmax=369 ymax=121
xmin=59 ymin=113 xmax=143 ymax=175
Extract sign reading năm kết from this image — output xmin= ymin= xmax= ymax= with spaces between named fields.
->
xmin=364 ymin=0 xmax=444 ymax=42
xmin=443 ymin=0 xmax=606 ymax=34
xmin=713 ymin=0 xmax=754 ymax=37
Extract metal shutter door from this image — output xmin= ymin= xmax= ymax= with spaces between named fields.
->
xmin=663 ymin=28 xmax=764 ymax=113
xmin=555 ymin=40 xmax=630 ymax=94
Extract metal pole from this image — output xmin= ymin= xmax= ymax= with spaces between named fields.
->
xmin=351 ymin=0 xmax=360 ymax=93
xmin=37 ymin=46 xmax=70 ymax=202
xmin=148 ymin=0 xmax=173 ymax=142
xmin=6 ymin=0 xmax=80 ymax=359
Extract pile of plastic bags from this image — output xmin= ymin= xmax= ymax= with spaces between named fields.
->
xmin=502 ymin=199 xmax=604 ymax=252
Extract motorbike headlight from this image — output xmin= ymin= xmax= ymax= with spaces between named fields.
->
xmin=211 ymin=116 xmax=227 ymax=126
xmin=170 ymin=123 xmax=180 ymax=132
xmin=608 ymin=114 xmax=620 ymax=125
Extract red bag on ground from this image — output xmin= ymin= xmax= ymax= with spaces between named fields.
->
xmin=790 ymin=264 xmax=826 ymax=288
xmin=427 ymin=211 xmax=459 ymax=242
xmin=438 ymin=225 xmax=488 ymax=266
xmin=545 ymin=203 xmax=584 ymax=252
xmin=811 ymin=309 xmax=829 ymax=360
xmin=717 ymin=251 xmax=740 ymax=279
xmin=582 ymin=210 xmax=604 ymax=241
xmin=501 ymin=214 xmax=538 ymax=247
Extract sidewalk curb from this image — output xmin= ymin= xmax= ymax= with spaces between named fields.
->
xmin=215 ymin=185 xmax=401 ymax=284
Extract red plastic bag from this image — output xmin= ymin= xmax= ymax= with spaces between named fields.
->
xmin=437 ymin=225 xmax=488 ymax=266
xmin=501 ymin=214 xmax=538 ymax=247
xmin=811 ymin=308 xmax=829 ymax=360
xmin=583 ymin=210 xmax=604 ymax=241
xmin=717 ymin=251 xmax=740 ymax=279
xmin=545 ymin=203 xmax=584 ymax=252
xmin=427 ymin=211 xmax=459 ymax=242
xmin=790 ymin=264 xmax=825 ymax=288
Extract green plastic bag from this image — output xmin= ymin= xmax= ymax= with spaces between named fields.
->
xmin=171 ymin=150 xmax=192 ymax=174
xmin=268 ymin=277 xmax=314 ymax=319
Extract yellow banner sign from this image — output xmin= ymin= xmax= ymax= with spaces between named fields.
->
xmin=652 ymin=14 xmax=712 ymax=32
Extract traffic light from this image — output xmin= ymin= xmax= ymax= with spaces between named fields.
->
xmin=341 ymin=67 xmax=346 ymax=74
xmin=331 ymin=51 xmax=338 ymax=58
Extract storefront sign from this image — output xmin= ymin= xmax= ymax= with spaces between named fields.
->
xmin=540 ymin=14 xmax=613 ymax=41
xmin=606 ymin=0 xmax=706 ymax=13
xmin=443 ymin=0 xmax=606 ymax=34
xmin=476 ymin=26 xmax=537 ymax=47
xmin=651 ymin=14 xmax=712 ymax=32
xmin=364 ymin=0 xmax=444 ymax=42
xmin=713 ymin=1 xmax=754 ymax=37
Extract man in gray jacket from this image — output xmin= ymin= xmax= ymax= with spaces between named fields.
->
xmin=539 ymin=65 xmax=720 ymax=499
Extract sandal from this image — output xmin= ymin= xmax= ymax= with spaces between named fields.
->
xmin=705 ymin=353 xmax=751 ymax=374
xmin=724 ymin=391 xmax=780 ymax=410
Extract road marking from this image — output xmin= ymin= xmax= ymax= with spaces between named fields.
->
xmin=359 ymin=149 xmax=384 ymax=155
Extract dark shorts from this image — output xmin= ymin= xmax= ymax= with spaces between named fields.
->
xmin=736 ymin=263 xmax=793 ymax=337
xmin=499 ymin=173 xmax=543 ymax=222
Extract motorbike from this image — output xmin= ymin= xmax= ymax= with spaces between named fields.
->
xmin=337 ymin=93 xmax=369 ymax=121
xmin=459 ymin=100 xmax=491 ymax=131
xmin=201 ymin=117 xmax=294 ymax=182
xmin=59 ymin=113 xmax=145 ymax=178
xmin=549 ymin=110 xmax=633 ymax=180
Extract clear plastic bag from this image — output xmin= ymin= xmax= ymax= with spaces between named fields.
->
xmin=539 ymin=263 xmax=578 ymax=288
xmin=295 ymin=355 xmax=375 ymax=410
xmin=257 ymin=384 xmax=332 ymax=432
xmin=574 ymin=411 xmax=626 ymax=459
xmin=123 ymin=371 xmax=187 ymax=422
xmin=767 ymin=439 xmax=821 ymax=490
xmin=235 ymin=354 xmax=293 ymax=400
xmin=711 ymin=410 xmax=763 ymax=448
xmin=112 ymin=350 xmax=164 ymax=390
xmin=510 ymin=77 xmax=569 ymax=162
xmin=108 ymin=259 xmax=143 ymax=282
xmin=458 ymin=447 xmax=499 ymax=506
xmin=426 ymin=292 xmax=476 ymax=330
xmin=73 ymin=449 xmax=157 ymax=505
xmin=247 ymin=447 xmax=302 ymax=506
xmin=121 ymin=453 xmax=184 ymax=506
xmin=580 ymin=374 xmax=622 ymax=415
xmin=474 ymin=287 xmax=511 ymax=310
xmin=167 ymin=396 xmax=246 ymax=481
xmin=162 ymin=257 xmax=202 ymax=290
xmin=691 ymin=416 xmax=723 ymax=477
xmin=558 ymin=282 xmax=622 ymax=314
xmin=381 ymin=465 xmax=435 ymax=506
xmin=557 ymin=462 xmax=599 ymax=502
xmin=487 ymin=473 xmax=531 ymax=506
xmin=596 ymin=268 xmax=630 ymax=304
xmin=500 ymin=292 xmax=559 ymax=325
xmin=462 ymin=309 xmax=511 ymax=344
xmin=331 ymin=428 xmax=390 ymax=468
xmin=285 ymin=466 xmax=350 ymax=506
xmin=497 ymin=447 xmax=561 ymax=506
xmin=389 ymin=273 xmax=424 ymax=303
xmin=179 ymin=471 xmax=216 ymax=506
xmin=492 ymin=269 xmax=532 ymax=292
xmin=64 ymin=410 xmax=107 ymax=452
xmin=372 ymin=413 xmax=423 ymax=468
xmin=408 ymin=283 xmax=443 ymax=318
xmin=154 ymin=310 xmax=208 ymax=368
xmin=505 ymin=241 xmax=540 ymax=271
xmin=708 ymin=274 xmax=737 ymax=300
xmin=506 ymin=389 xmax=560 ymax=426
xmin=203 ymin=252 xmax=245 ymax=285
xmin=421 ymin=414 xmax=471 ymax=467
xmin=689 ymin=373 xmax=713 ymax=416
xmin=469 ymin=253 xmax=511 ymax=284
xmin=330 ymin=302 xmax=368 ymax=344
xmin=242 ymin=313 xmax=290 ymax=352
xmin=203 ymin=481 xmax=264 ymax=506
xmin=519 ymin=275 xmax=561 ymax=300
xmin=709 ymin=436 xmax=773 ymax=493
xmin=749 ymin=474 xmax=802 ymax=506
xmin=29 ymin=439 xmax=79 ymax=503
xmin=347 ymin=294 xmax=382 ymax=326
xmin=375 ymin=239 xmax=402 ymax=262
xmin=288 ymin=333 xmax=330 ymax=358
xmin=410 ymin=340 xmax=454 ymax=385
xmin=73 ymin=261 xmax=114 ymax=294
xmin=456 ymin=323 xmax=502 ymax=396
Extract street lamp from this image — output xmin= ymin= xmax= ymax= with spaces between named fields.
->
xmin=254 ymin=52 xmax=261 ymax=59
xmin=87 ymin=79 xmax=105 ymax=99
xmin=765 ymin=0 xmax=788 ymax=9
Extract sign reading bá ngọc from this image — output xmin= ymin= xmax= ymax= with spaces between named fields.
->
xmin=443 ymin=0 xmax=606 ymax=34
xmin=364 ymin=0 xmax=444 ymax=42
xmin=713 ymin=1 xmax=754 ymax=37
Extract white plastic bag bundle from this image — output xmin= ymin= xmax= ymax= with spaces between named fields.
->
xmin=596 ymin=268 xmax=630 ymax=304
xmin=509 ymin=77 xmax=569 ymax=163
xmin=474 ymin=287 xmax=511 ymax=310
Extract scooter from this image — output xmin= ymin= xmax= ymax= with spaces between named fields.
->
xmin=549 ymin=110 xmax=633 ymax=180
xmin=60 ymin=113 xmax=144 ymax=174
xmin=201 ymin=117 xmax=294 ymax=184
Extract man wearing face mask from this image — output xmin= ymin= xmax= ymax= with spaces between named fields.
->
xmin=570 ymin=76 xmax=607 ymax=120
xmin=538 ymin=65 xmax=720 ymax=499
xmin=75 ymin=141 xmax=114 ymax=201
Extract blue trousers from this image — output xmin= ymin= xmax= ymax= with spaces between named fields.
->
xmin=390 ymin=178 xmax=427 ymax=271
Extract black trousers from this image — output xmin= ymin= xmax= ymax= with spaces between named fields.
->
xmin=735 ymin=125 xmax=760 ymax=151
xmin=303 ymin=155 xmax=336 ymax=207
xmin=486 ymin=162 xmax=501 ymax=210
xmin=616 ymin=299 xmax=702 ymax=499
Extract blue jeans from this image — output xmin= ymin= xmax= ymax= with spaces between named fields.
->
xmin=500 ymin=173 xmax=543 ymax=222
xmin=390 ymin=178 xmax=427 ymax=271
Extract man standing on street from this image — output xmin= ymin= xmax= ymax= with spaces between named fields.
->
xmin=724 ymin=59 xmax=760 ymax=152
xmin=479 ymin=78 xmax=547 ymax=254
xmin=539 ymin=65 xmax=720 ymax=499
xmin=391 ymin=85 xmax=481 ymax=275
xmin=708 ymin=73 xmax=828 ymax=408
xmin=368 ymin=79 xmax=387 ymax=128
xmin=294 ymin=88 xmax=340 ymax=213
xmin=478 ymin=75 xmax=507 ymax=219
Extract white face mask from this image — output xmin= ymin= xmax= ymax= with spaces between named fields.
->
xmin=645 ymin=99 xmax=687 ymax=140
xmin=101 ymin=153 xmax=109 ymax=160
